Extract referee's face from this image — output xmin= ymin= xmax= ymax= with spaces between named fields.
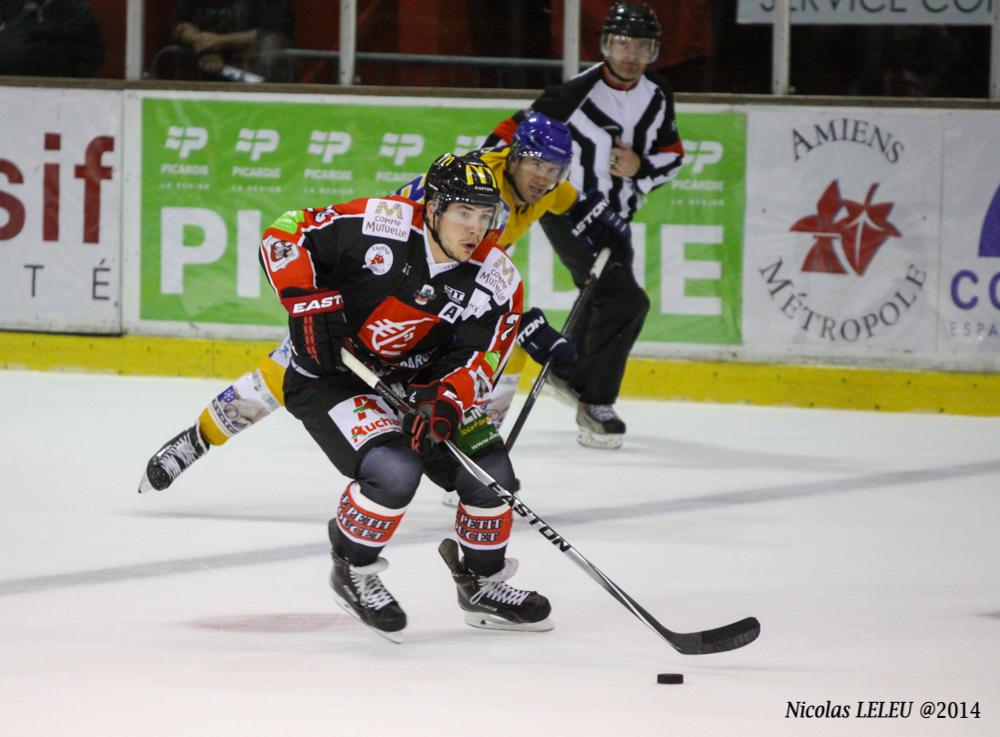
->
xmin=605 ymin=35 xmax=655 ymax=82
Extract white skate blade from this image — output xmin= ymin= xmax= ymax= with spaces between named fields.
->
xmin=334 ymin=596 xmax=404 ymax=644
xmin=463 ymin=611 xmax=554 ymax=632
xmin=441 ymin=490 xmax=459 ymax=508
xmin=137 ymin=473 xmax=154 ymax=494
xmin=576 ymin=427 xmax=623 ymax=450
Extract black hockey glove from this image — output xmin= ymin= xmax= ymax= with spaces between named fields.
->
xmin=567 ymin=190 xmax=631 ymax=262
xmin=402 ymin=381 xmax=463 ymax=455
xmin=280 ymin=287 xmax=350 ymax=374
xmin=516 ymin=307 xmax=577 ymax=372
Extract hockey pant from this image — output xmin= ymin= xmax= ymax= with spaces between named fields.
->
xmin=197 ymin=336 xmax=529 ymax=446
xmin=283 ymin=368 xmax=515 ymax=577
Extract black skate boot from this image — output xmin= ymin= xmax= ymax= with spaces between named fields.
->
xmin=575 ymin=403 xmax=625 ymax=450
xmin=438 ymin=539 xmax=552 ymax=632
xmin=330 ymin=527 xmax=406 ymax=643
xmin=138 ymin=425 xmax=209 ymax=493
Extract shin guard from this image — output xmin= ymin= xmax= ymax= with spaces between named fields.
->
xmin=335 ymin=481 xmax=408 ymax=564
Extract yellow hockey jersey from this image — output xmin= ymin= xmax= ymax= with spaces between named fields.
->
xmin=395 ymin=147 xmax=578 ymax=248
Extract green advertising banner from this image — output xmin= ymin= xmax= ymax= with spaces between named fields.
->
xmin=510 ymin=111 xmax=746 ymax=345
xmin=140 ymin=95 xmax=745 ymax=345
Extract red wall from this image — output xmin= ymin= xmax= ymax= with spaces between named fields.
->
xmin=94 ymin=0 xmax=510 ymax=82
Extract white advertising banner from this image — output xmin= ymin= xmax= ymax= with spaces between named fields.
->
xmin=938 ymin=111 xmax=1000 ymax=363
xmin=744 ymin=108 xmax=942 ymax=363
xmin=738 ymin=0 xmax=995 ymax=26
xmin=0 ymin=87 xmax=122 ymax=333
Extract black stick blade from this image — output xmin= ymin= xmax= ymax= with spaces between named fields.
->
xmin=664 ymin=616 xmax=761 ymax=655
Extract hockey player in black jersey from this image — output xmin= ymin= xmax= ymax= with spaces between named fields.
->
xmin=260 ymin=153 xmax=551 ymax=641
xmin=137 ymin=112 xmax=622 ymax=494
xmin=486 ymin=2 xmax=684 ymax=449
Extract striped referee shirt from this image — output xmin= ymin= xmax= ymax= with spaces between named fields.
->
xmin=486 ymin=63 xmax=684 ymax=222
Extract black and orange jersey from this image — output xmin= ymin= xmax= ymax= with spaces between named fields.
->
xmin=259 ymin=195 xmax=523 ymax=411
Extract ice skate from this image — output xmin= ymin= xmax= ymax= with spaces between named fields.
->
xmin=438 ymin=539 xmax=552 ymax=631
xmin=138 ymin=425 xmax=209 ymax=493
xmin=330 ymin=528 xmax=406 ymax=643
xmin=575 ymin=403 xmax=625 ymax=449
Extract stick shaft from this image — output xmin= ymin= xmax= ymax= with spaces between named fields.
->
xmin=339 ymin=347 xmax=760 ymax=655
xmin=504 ymin=247 xmax=611 ymax=450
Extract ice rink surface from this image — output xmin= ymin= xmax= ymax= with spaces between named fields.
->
xmin=1 ymin=369 xmax=998 ymax=736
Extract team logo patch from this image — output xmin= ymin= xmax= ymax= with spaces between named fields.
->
xmin=474 ymin=247 xmax=519 ymax=303
xmin=443 ymin=285 xmax=466 ymax=303
xmin=362 ymin=198 xmax=413 ymax=242
xmin=312 ymin=205 xmax=339 ymax=224
xmin=364 ymin=243 xmax=393 ymax=275
xmin=413 ymin=284 xmax=436 ymax=305
xmin=263 ymin=235 xmax=299 ymax=271
xmin=360 ymin=297 xmax=439 ymax=358
xmin=329 ymin=394 xmax=401 ymax=450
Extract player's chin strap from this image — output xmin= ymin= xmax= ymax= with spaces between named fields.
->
xmin=340 ymin=345 xmax=760 ymax=656
xmin=504 ymin=247 xmax=612 ymax=451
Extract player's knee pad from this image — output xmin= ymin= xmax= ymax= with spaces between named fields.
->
xmin=356 ymin=441 xmax=423 ymax=509
xmin=199 ymin=368 xmax=282 ymax=446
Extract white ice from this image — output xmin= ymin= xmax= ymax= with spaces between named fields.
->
xmin=1 ymin=369 xmax=998 ymax=736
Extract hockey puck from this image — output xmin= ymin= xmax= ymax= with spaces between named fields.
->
xmin=657 ymin=673 xmax=684 ymax=684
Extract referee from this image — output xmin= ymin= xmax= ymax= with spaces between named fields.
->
xmin=485 ymin=2 xmax=684 ymax=449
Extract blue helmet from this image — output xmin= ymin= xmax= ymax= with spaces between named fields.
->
xmin=510 ymin=112 xmax=573 ymax=182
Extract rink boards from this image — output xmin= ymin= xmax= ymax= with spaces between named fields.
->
xmin=1 ymin=83 xmax=998 ymax=408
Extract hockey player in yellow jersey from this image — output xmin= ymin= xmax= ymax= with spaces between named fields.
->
xmin=138 ymin=113 xmax=629 ymax=494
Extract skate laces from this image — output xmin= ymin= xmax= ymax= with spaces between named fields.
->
xmin=155 ymin=429 xmax=204 ymax=480
xmin=470 ymin=559 xmax=530 ymax=607
xmin=587 ymin=404 xmax=619 ymax=422
xmin=350 ymin=558 xmax=395 ymax=611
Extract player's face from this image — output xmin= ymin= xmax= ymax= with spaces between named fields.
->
xmin=604 ymin=34 xmax=656 ymax=82
xmin=508 ymin=156 xmax=565 ymax=204
xmin=430 ymin=202 xmax=495 ymax=262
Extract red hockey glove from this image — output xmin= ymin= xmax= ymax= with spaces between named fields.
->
xmin=402 ymin=382 xmax=463 ymax=454
xmin=280 ymin=287 xmax=349 ymax=374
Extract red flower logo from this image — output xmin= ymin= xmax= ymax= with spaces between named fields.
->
xmin=791 ymin=181 xmax=901 ymax=275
